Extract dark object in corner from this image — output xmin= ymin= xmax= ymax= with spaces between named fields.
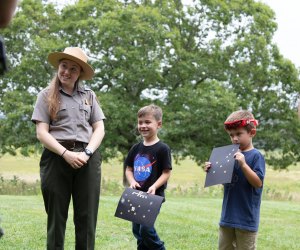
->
xmin=0 ymin=36 xmax=7 ymax=75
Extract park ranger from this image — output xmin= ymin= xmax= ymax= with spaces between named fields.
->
xmin=32 ymin=47 xmax=105 ymax=250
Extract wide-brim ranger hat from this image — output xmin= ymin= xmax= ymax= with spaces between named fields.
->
xmin=48 ymin=47 xmax=94 ymax=80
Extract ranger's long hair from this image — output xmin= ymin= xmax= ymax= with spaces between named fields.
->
xmin=47 ymin=75 xmax=80 ymax=121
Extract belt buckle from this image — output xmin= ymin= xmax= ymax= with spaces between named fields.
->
xmin=69 ymin=141 xmax=75 ymax=151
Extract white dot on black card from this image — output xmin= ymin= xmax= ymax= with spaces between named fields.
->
xmin=229 ymin=153 xmax=231 ymax=156
xmin=128 ymin=200 xmax=130 ymax=202
xmin=220 ymin=165 xmax=223 ymax=168
xmin=150 ymin=202 xmax=153 ymax=205
xmin=143 ymin=215 xmax=146 ymax=218
xmin=138 ymin=205 xmax=141 ymax=207
xmin=128 ymin=210 xmax=130 ymax=213
xmin=224 ymin=170 xmax=227 ymax=173
xmin=213 ymin=170 xmax=215 ymax=174
xmin=121 ymin=198 xmax=125 ymax=203
xmin=120 ymin=212 xmax=123 ymax=215
xmin=216 ymin=161 xmax=219 ymax=164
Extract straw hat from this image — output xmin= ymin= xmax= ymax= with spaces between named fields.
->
xmin=48 ymin=47 xmax=94 ymax=80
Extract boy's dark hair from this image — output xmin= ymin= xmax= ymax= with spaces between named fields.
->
xmin=224 ymin=110 xmax=258 ymax=132
xmin=137 ymin=104 xmax=162 ymax=121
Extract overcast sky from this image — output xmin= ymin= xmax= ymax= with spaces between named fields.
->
xmin=260 ymin=0 xmax=300 ymax=67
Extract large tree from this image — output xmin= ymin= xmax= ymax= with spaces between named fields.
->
xmin=0 ymin=0 xmax=299 ymax=169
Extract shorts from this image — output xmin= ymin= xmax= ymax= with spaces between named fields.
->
xmin=219 ymin=226 xmax=258 ymax=250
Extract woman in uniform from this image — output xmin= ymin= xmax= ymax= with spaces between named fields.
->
xmin=32 ymin=47 xmax=105 ymax=250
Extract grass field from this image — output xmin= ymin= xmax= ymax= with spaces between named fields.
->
xmin=0 ymin=155 xmax=300 ymax=249
xmin=0 ymin=195 xmax=300 ymax=249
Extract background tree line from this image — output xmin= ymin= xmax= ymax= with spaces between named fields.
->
xmin=0 ymin=0 xmax=299 ymax=169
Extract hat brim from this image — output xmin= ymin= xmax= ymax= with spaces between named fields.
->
xmin=48 ymin=52 xmax=94 ymax=80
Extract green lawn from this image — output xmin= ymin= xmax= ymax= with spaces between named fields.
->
xmin=1 ymin=154 xmax=300 ymax=249
xmin=0 ymin=195 xmax=299 ymax=249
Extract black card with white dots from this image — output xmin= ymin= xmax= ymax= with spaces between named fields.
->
xmin=115 ymin=187 xmax=164 ymax=227
xmin=204 ymin=144 xmax=240 ymax=187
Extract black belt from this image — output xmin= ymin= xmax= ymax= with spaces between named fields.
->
xmin=58 ymin=141 xmax=87 ymax=151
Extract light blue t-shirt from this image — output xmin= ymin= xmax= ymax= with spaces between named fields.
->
xmin=219 ymin=148 xmax=265 ymax=232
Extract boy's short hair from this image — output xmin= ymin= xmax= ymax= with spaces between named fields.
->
xmin=137 ymin=104 xmax=163 ymax=121
xmin=224 ymin=110 xmax=258 ymax=132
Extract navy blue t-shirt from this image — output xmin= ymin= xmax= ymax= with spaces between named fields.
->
xmin=125 ymin=141 xmax=172 ymax=197
xmin=219 ymin=148 xmax=265 ymax=232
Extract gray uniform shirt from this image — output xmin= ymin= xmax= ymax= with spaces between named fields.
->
xmin=31 ymin=84 xmax=105 ymax=143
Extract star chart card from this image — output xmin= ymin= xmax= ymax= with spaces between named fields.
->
xmin=115 ymin=187 xmax=164 ymax=227
xmin=204 ymin=144 xmax=240 ymax=188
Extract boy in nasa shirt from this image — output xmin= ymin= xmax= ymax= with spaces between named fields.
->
xmin=125 ymin=104 xmax=172 ymax=250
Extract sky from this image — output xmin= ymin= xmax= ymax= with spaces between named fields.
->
xmin=259 ymin=0 xmax=300 ymax=67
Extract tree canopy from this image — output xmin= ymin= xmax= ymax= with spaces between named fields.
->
xmin=0 ymin=0 xmax=299 ymax=169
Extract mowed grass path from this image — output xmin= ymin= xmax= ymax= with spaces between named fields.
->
xmin=0 ymin=195 xmax=300 ymax=249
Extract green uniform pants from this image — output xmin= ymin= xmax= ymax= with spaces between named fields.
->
xmin=40 ymin=146 xmax=101 ymax=250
